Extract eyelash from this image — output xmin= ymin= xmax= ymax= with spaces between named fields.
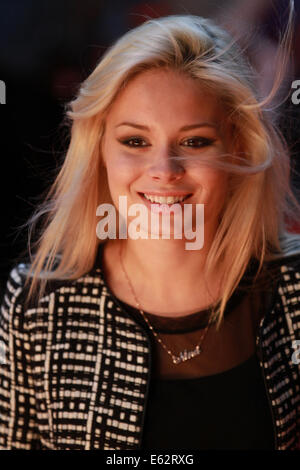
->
xmin=119 ymin=136 xmax=216 ymax=149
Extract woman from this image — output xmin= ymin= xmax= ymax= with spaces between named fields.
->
xmin=1 ymin=13 xmax=300 ymax=450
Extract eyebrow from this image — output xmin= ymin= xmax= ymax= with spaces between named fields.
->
xmin=115 ymin=121 xmax=217 ymax=131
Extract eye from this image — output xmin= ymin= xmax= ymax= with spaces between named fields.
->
xmin=119 ymin=137 xmax=150 ymax=147
xmin=181 ymin=137 xmax=216 ymax=148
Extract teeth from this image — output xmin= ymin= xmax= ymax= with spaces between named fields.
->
xmin=143 ymin=194 xmax=188 ymax=204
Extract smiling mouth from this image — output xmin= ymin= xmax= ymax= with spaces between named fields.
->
xmin=138 ymin=193 xmax=192 ymax=204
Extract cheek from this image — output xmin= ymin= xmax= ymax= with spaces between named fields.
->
xmin=196 ymin=168 xmax=228 ymax=190
xmin=212 ymin=171 xmax=228 ymax=193
xmin=105 ymin=153 xmax=141 ymax=193
xmin=196 ymin=169 xmax=228 ymax=206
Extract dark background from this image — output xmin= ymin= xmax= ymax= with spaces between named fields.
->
xmin=0 ymin=0 xmax=299 ymax=298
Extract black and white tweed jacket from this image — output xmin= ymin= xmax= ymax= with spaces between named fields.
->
xmin=0 ymin=243 xmax=300 ymax=450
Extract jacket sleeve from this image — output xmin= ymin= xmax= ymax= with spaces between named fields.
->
xmin=0 ymin=266 xmax=40 ymax=449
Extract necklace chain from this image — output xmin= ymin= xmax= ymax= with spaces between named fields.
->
xmin=119 ymin=243 xmax=215 ymax=365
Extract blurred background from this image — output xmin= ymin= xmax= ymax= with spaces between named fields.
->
xmin=0 ymin=0 xmax=299 ymax=297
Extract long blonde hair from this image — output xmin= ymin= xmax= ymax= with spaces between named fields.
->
xmin=24 ymin=9 xmax=300 ymax=328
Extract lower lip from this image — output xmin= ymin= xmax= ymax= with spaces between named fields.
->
xmin=138 ymin=193 xmax=192 ymax=213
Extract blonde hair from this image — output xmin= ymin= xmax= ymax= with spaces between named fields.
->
xmin=24 ymin=9 xmax=300 ymax=328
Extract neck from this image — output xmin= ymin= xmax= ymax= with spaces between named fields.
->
xmin=113 ymin=224 xmax=223 ymax=314
xmin=122 ymin=238 xmax=210 ymax=283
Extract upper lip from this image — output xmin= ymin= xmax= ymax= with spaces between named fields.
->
xmin=138 ymin=191 xmax=192 ymax=197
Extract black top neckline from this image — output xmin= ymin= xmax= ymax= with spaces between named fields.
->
xmin=116 ymin=290 xmax=245 ymax=333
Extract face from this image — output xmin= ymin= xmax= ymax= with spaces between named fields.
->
xmin=101 ymin=68 xmax=229 ymax=239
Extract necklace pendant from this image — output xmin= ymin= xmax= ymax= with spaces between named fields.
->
xmin=172 ymin=345 xmax=202 ymax=365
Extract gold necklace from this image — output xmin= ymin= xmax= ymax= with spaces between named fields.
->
xmin=119 ymin=243 xmax=216 ymax=365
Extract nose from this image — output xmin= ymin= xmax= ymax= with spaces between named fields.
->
xmin=147 ymin=147 xmax=185 ymax=183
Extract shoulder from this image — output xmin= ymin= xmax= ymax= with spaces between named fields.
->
xmin=264 ymin=236 xmax=300 ymax=331
xmin=1 ymin=263 xmax=29 ymax=308
xmin=277 ymin=231 xmax=300 ymax=263
xmin=0 ymin=263 xmax=109 ymax=346
xmin=0 ymin=264 xmax=32 ymax=337
xmin=1 ymin=260 xmax=106 ymax=314
xmin=266 ymin=232 xmax=300 ymax=275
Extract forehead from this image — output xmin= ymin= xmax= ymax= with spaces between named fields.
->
xmin=105 ymin=68 xmax=222 ymax=126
